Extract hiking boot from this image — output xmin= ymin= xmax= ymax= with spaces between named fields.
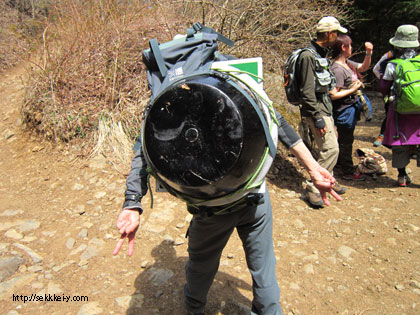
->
xmin=397 ymin=175 xmax=412 ymax=187
xmin=343 ymin=173 xmax=366 ymax=181
xmin=307 ymin=191 xmax=324 ymax=207
xmin=332 ymin=182 xmax=346 ymax=195
xmin=373 ymin=134 xmax=384 ymax=147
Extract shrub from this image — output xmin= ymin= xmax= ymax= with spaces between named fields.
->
xmin=21 ymin=0 xmax=350 ymax=165
xmin=22 ymin=1 xmax=174 ymax=146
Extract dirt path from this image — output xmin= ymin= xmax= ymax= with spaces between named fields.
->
xmin=1 ymin=64 xmax=420 ymax=315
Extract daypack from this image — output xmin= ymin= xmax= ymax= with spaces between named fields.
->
xmin=354 ymin=148 xmax=387 ymax=176
xmin=140 ymin=23 xmax=279 ymax=209
xmin=283 ymin=47 xmax=335 ymax=105
xmin=390 ymin=55 xmax=420 ymax=114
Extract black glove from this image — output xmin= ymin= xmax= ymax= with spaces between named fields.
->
xmin=314 ymin=117 xmax=326 ymax=129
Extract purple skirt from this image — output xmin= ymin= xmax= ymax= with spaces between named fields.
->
xmin=383 ymin=105 xmax=420 ymax=146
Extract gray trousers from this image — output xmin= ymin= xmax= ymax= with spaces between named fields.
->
xmin=184 ymin=190 xmax=282 ymax=315
xmin=392 ymin=145 xmax=420 ymax=169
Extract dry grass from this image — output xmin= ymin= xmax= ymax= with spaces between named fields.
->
xmin=22 ymin=1 xmax=175 ymax=145
xmin=90 ymin=113 xmax=134 ymax=174
xmin=174 ymin=0 xmax=352 ymax=72
xmin=162 ymin=0 xmax=352 ymax=128
xmin=19 ymin=0 xmax=351 ymax=166
xmin=0 ymin=2 xmax=36 ymax=71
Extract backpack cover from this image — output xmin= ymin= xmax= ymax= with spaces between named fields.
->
xmin=354 ymin=148 xmax=387 ymax=175
xmin=140 ymin=23 xmax=279 ymax=208
xmin=391 ymin=55 xmax=420 ymax=114
xmin=283 ymin=47 xmax=335 ymax=105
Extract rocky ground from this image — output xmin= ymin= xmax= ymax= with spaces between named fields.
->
xmin=1 ymin=64 xmax=420 ymax=315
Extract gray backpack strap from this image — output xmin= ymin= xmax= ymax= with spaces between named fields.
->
xmin=187 ymin=22 xmax=234 ymax=47
xmin=149 ymin=38 xmax=167 ymax=77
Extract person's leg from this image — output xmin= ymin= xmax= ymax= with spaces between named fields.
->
xmin=415 ymin=145 xmax=420 ymax=167
xmin=392 ymin=146 xmax=411 ymax=187
xmin=336 ymin=125 xmax=355 ymax=176
xmin=310 ymin=116 xmax=339 ymax=172
xmin=237 ymin=191 xmax=282 ymax=315
xmin=303 ymin=116 xmax=339 ymax=193
xmin=392 ymin=146 xmax=410 ymax=169
xmin=184 ymin=213 xmax=236 ymax=314
xmin=375 ymin=101 xmax=389 ymax=147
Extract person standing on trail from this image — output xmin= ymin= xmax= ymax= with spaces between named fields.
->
xmin=295 ymin=16 xmax=348 ymax=207
xmin=381 ymin=24 xmax=420 ymax=187
xmin=372 ymin=49 xmax=395 ymax=147
xmin=329 ymin=34 xmax=373 ymax=181
xmin=113 ymin=116 xmax=342 ymax=315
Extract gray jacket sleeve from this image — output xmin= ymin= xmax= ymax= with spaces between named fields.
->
xmin=122 ymin=138 xmax=149 ymax=212
xmin=275 ymin=110 xmax=302 ymax=149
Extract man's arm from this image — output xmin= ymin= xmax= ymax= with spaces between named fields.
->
xmin=297 ymin=51 xmax=327 ymax=135
xmin=357 ymin=42 xmax=373 ymax=73
xmin=289 ymin=141 xmax=342 ymax=205
xmin=329 ymin=81 xmax=362 ymax=100
xmin=113 ymin=139 xmax=149 ymax=256
xmin=123 ymin=139 xmax=149 ymax=211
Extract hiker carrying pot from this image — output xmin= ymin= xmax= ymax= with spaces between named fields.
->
xmin=113 ymin=23 xmax=343 ymax=315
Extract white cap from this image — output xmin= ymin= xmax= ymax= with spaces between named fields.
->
xmin=316 ymin=16 xmax=348 ymax=33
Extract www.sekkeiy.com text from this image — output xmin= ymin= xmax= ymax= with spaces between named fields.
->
xmin=12 ymin=293 xmax=88 ymax=303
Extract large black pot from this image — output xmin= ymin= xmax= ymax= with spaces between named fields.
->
xmin=143 ymin=74 xmax=267 ymax=199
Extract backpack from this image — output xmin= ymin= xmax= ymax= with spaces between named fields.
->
xmin=283 ymin=47 xmax=335 ymax=105
xmin=354 ymin=148 xmax=387 ymax=176
xmin=390 ymin=54 xmax=420 ymax=114
xmin=140 ymin=23 xmax=279 ymax=209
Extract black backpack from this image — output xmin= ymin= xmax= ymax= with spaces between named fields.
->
xmin=283 ymin=47 xmax=335 ymax=105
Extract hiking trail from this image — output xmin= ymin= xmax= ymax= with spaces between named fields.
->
xmin=1 ymin=64 xmax=420 ymax=315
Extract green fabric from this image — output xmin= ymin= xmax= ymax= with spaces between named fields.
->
xmin=392 ymin=55 xmax=420 ymax=114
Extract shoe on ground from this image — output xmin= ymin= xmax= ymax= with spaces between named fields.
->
xmin=397 ymin=175 xmax=412 ymax=187
xmin=373 ymin=134 xmax=384 ymax=147
xmin=307 ymin=191 xmax=324 ymax=207
xmin=332 ymin=182 xmax=346 ymax=194
xmin=342 ymin=173 xmax=366 ymax=181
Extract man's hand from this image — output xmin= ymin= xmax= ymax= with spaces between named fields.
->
xmin=113 ymin=209 xmax=141 ymax=256
xmin=316 ymin=126 xmax=327 ymax=137
xmin=308 ymin=166 xmax=342 ymax=206
xmin=313 ymin=117 xmax=327 ymax=137
xmin=289 ymin=142 xmax=343 ymax=206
